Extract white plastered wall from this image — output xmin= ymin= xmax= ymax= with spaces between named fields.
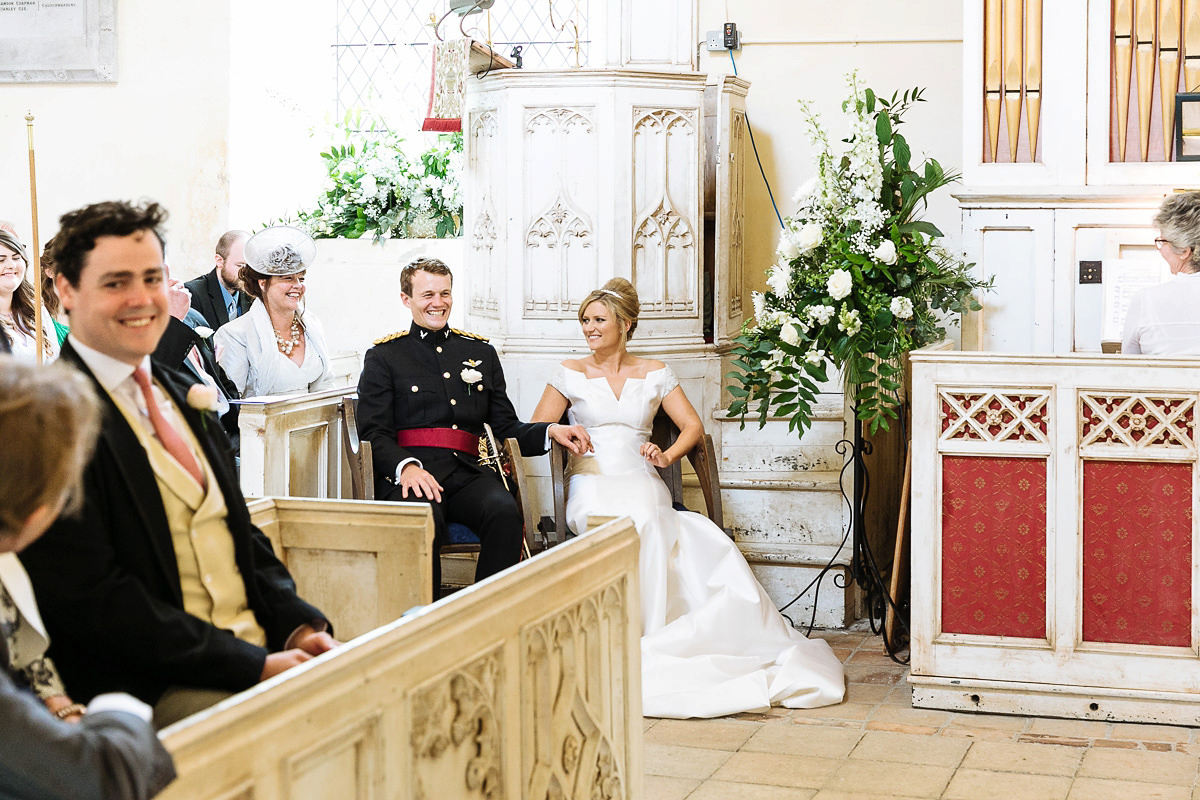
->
xmin=0 ymin=2 xmax=233 ymax=279
xmin=695 ymin=0 xmax=965 ymax=305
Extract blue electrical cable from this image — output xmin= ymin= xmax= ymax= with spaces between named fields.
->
xmin=729 ymin=48 xmax=784 ymax=229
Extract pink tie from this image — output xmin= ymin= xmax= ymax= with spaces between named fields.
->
xmin=131 ymin=367 xmax=207 ymax=488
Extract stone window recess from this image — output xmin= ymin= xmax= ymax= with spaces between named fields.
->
xmin=335 ymin=0 xmax=592 ymax=129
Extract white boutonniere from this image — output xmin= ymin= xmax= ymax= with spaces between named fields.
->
xmin=194 ymin=325 xmax=215 ymax=339
xmin=460 ymin=367 xmax=483 ymax=385
xmin=186 ymin=384 xmax=220 ymax=413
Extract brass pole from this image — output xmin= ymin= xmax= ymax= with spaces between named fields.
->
xmin=25 ymin=111 xmax=44 ymax=364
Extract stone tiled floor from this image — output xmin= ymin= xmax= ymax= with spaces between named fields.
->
xmin=644 ymin=625 xmax=1200 ymax=800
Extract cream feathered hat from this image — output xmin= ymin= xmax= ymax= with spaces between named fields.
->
xmin=244 ymin=226 xmax=317 ymax=276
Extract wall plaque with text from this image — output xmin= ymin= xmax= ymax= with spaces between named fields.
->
xmin=0 ymin=0 xmax=116 ymax=83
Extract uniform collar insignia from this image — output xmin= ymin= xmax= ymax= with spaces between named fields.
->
xmin=410 ymin=322 xmax=451 ymax=342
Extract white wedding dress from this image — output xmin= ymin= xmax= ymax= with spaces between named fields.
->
xmin=549 ymin=365 xmax=846 ymax=719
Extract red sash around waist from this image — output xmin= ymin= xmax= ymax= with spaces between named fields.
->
xmin=396 ymin=427 xmax=480 ymax=454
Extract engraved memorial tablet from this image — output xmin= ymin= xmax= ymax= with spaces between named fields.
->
xmin=0 ymin=0 xmax=115 ymax=83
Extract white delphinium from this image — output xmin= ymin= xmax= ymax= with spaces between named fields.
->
xmin=792 ymin=177 xmax=817 ymax=206
xmin=805 ymin=304 xmax=836 ymax=326
xmin=761 ymin=308 xmax=789 ymax=330
xmin=761 ymin=347 xmax=788 ymax=382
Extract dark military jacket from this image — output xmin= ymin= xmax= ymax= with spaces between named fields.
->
xmin=356 ymin=322 xmax=549 ymax=494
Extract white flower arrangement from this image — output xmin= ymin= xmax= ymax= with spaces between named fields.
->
xmin=727 ymin=72 xmax=991 ymax=434
xmin=287 ymin=112 xmax=463 ymax=242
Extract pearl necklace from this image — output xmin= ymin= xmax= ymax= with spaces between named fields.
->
xmin=274 ymin=315 xmax=301 ymax=356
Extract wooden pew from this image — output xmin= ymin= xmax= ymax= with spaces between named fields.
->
xmin=158 ymin=516 xmax=643 ymax=800
xmin=910 ymin=347 xmax=1200 ymax=725
xmin=247 ymin=497 xmax=434 ymax=639
xmin=238 ymin=387 xmax=356 ymax=499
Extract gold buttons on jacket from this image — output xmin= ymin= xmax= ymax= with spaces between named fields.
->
xmin=450 ymin=399 xmax=457 ymax=405
xmin=436 ymin=346 xmax=443 ymax=353
xmin=443 ymin=372 xmax=450 ymax=379
xmin=411 ymin=386 xmax=418 ymax=392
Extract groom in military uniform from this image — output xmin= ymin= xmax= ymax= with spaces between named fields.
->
xmin=357 ymin=258 xmax=591 ymax=589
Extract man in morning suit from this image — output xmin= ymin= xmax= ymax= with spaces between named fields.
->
xmin=184 ymin=229 xmax=252 ymax=330
xmin=19 ymin=201 xmax=336 ymax=727
xmin=357 ymin=258 xmax=591 ymax=590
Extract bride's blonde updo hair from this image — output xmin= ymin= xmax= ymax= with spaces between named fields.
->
xmin=578 ymin=278 xmax=640 ymax=340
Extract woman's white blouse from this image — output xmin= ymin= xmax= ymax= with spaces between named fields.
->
xmin=214 ymin=300 xmax=333 ymax=398
xmin=1122 ymin=271 xmax=1200 ymax=355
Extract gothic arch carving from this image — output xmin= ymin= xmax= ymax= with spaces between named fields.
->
xmin=523 ymin=106 xmax=598 ymax=318
xmin=632 ymin=106 xmax=698 ymax=317
xmin=522 ymin=579 xmax=629 ymax=800
xmin=411 ymin=649 xmax=503 ymax=800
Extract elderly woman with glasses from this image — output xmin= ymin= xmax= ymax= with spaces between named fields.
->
xmin=1123 ymin=191 xmax=1200 ymax=355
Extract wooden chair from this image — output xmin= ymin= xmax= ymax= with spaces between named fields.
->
xmin=337 ymin=395 xmax=540 ymax=582
xmin=551 ymin=409 xmax=724 ymax=538
xmin=339 ymin=395 xmax=374 ymax=501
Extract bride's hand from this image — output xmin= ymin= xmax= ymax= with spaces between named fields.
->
xmin=640 ymin=442 xmax=669 ymax=468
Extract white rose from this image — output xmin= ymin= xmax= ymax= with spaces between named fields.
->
xmin=873 ymin=239 xmax=898 ymax=265
xmin=792 ymin=177 xmax=817 ymax=205
xmin=890 ymin=296 xmax=914 ymax=320
xmin=826 ymin=269 xmax=853 ymax=301
xmin=767 ymin=263 xmax=790 ymax=297
xmin=776 ymin=232 xmax=801 ymax=262
xmin=460 ymin=368 xmax=483 ymax=385
xmin=780 ymin=319 xmax=802 ymax=346
xmin=795 ymin=222 xmax=823 ymax=253
xmin=186 ymin=383 xmax=220 ymax=413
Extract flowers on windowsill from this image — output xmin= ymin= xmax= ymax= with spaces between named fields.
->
xmin=727 ymin=73 xmax=992 ymax=435
xmin=284 ymin=112 xmax=463 ymax=242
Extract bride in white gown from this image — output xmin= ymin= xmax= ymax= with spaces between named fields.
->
xmin=532 ymin=278 xmax=845 ymax=719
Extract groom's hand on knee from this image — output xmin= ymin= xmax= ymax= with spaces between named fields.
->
xmin=400 ymin=463 xmax=444 ymax=502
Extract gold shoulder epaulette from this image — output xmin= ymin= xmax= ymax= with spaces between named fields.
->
xmin=373 ymin=330 xmax=409 ymax=345
xmin=451 ymin=327 xmax=490 ymax=343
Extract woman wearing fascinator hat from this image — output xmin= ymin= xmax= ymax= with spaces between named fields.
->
xmin=214 ymin=226 xmax=333 ymax=398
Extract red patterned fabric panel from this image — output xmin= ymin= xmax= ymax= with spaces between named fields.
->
xmin=1082 ymin=461 xmax=1192 ymax=647
xmin=941 ymin=456 xmax=1048 ymax=638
